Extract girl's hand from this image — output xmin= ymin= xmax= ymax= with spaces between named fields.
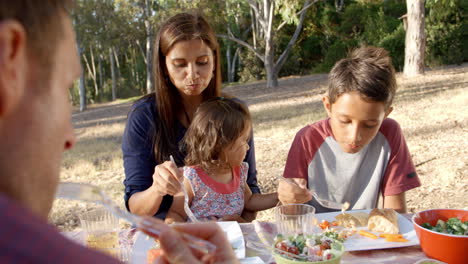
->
xmin=152 ymin=161 xmax=183 ymax=196
xmin=278 ymin=178 xmax=312 ymax=204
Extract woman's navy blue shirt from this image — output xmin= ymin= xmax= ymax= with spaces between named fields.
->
xmin=122 ymin=97 xmax=260 ymax=219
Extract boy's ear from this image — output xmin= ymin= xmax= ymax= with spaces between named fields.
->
xmin=322 ymin=95 xmax=332 ymax=117
xmin=0 ymin=20 xmax=27 ymax=118
xmin=385 ymin=106 xmax=393 ymax=118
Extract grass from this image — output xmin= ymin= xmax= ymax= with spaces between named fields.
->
xmin=50 ymin=64 xmax=468 ymax=230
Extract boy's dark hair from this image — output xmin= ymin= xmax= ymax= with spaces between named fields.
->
xmin=0 ymin=0 xmax=73 ymax=79
xmin=328 ymin=46 xmax=397 ymax=108
xmin=183 ymin=97 xmax=251 ymax=171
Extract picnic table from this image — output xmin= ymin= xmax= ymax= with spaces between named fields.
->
xmin=63 ymin=214 xmax=435 ymax=264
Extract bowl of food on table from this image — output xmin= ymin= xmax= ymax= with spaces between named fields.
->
xmin=412 ymin=208 xmax=468 ymax=264
xmin=272 ymin=232 xmax=345 ymax=264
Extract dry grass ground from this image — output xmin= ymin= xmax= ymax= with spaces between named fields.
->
xmin=50 ymin=64 xmax=468 ymax=231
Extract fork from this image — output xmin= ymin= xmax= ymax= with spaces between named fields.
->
xmin=169 ymin=155 xmax=199 ymax=223
xmin=55 ymin=182 xmax=215 ymax=254
xmin=278 ymin=176 xmax=344 ymax=210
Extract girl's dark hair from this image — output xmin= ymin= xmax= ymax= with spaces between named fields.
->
xmin=183 ymin=97 xmax=251 ymax=171
xmin=146 ymin=13 xmax=222 ymax=163
xmin=328 ymin=46 xmax=397 ymax=108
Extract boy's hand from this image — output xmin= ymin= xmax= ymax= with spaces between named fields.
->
xmin=278 ymin=178 xmax=312 ymax=204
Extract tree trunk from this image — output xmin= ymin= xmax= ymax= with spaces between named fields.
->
xmin=226 ymin=43 xmax=232 ymax=82
xmin=77 ymin=41 xmax=86 ymax=111
xmin=230 ymin=48 xmax=240 ymax=83
xmin=404 ymin=0 xmax=425 ymax=77
xmin=144 ymin=0 xmax=154 ymax=94
xmin=264 ymin=0 xmax=276 ymax=88
xmin=90 ymin=47 xmax=99 ymax=98
xmin=110 ymin=47 xmax=117 ymax=101
xmin=98 ymin=55 xmax=103 ymax=89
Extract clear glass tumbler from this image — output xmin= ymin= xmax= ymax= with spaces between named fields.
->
xmin=79 ymin=207 xmax=120 ymax=251
xmin=275 ymin=203 xmax=316 ymax=236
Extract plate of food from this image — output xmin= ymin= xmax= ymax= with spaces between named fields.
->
xmin=131 ymin=221 xmax=245 ymax=263
xmin=315 ymin=208 xmax=419 ymax=251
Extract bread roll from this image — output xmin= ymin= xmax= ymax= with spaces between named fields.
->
xmin=335 ymin=212 xmax=369 ymax=227
xmin=367 ymin=208 xmax=399 ymax=234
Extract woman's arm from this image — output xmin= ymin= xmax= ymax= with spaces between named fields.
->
xmin=123 ymin=102 xmax=183 ymax=216
xmin=383 ymin=192 xmax=407 ymax=213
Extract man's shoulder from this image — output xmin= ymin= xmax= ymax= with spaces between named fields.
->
xmin=0 ymin=194 xmax=119 ymax=263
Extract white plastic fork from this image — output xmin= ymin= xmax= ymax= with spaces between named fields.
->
xmin=278 ymin=176 xmax=344 ymax=210
xmin=55 ymin=182 xmax=214 ymax=254
xmin=169 ymin=155 xmax=199 ymax=223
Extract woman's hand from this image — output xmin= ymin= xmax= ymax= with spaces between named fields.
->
xmin=139 ymin=217 xmax=239 ymax=264
xmin=278 ymin=178 xmax=312 ymax=204
xmin=152 ymin=161 xmax=183 ymax=196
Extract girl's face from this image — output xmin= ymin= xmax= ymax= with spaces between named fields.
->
xmin=223 ymin=126 xmax=251 ymax=168
xmin=165 ymin=39 xmax=215 ymax=100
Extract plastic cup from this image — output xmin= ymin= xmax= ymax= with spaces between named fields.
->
xmin=79 ymin=207 xmax=120 ymax=251
xmin=275 ymin=203 xmax=316 ymax=236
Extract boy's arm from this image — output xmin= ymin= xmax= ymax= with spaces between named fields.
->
xmin=165 ymin=179 xmax=192 ymax=224
xmin=244 ymin=182 xmax=278 ymax=211
xmin=383 ymin=192 xmax=407 ymax=214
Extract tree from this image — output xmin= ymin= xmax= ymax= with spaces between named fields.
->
xmin=403 ymin=0 xmax=425 ymax=76
xmin=219 ymin=0 xmax=316 ymax=88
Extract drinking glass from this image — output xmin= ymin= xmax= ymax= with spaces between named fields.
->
xmin=275 ymin=203 xmax=316 ymax=236
xmin=79 ymin=207 xmax=120 ymax=252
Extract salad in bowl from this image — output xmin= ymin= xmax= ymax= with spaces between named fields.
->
xmin=273 ymin=232 xmax=345 ymax=263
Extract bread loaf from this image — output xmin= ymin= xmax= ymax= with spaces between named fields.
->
xmin=335 ymin=212 xmax=369 ymax=228
xmin=367 ymin=208 xmax=399 ymax=234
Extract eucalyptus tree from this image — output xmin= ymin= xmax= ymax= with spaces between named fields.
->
xmin=404 ymin=0 xmax=425 ymax=76
xmin=219 ymin=0 xmax=317 ymax=88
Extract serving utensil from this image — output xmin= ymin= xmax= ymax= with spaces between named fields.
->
xmin=55 ymin=182 xmax=215 ymax=254
xmin=169 ymin=155 xmax=199 ymax=223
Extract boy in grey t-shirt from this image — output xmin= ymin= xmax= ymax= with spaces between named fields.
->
xmin=278 ymin=46 xmax=421 ymax=213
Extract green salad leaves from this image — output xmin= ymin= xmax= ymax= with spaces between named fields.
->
xmin=422 ymin=217 xmax=468 ymax=235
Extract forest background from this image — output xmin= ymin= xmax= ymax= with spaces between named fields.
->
xmin=71 ymin=0 xmax=467 ymax=106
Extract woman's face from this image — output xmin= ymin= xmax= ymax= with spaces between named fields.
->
xmin=165 ymin=39 xmax=215 ymax=100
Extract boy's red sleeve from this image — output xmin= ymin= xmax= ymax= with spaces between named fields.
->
xmin=283 ymin=126 xmax=318 ymax=181
xmin=380 ymin=119 xmax=421 ymax=196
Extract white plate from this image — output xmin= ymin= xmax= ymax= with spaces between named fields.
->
xmin=316 ymin=209 xmax=419 ymax=251
xmin=131 ymin=221 xmax=245 ymax=263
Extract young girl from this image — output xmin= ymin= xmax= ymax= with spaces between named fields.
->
xmin=166 ymin=97 xmax=278 ymax=223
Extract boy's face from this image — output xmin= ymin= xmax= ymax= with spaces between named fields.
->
xmin=323 ymin=91 xmax=392 ymax=153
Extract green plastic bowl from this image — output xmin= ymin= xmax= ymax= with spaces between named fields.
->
xmin=272 ymin=241 xmax=345 ymax=264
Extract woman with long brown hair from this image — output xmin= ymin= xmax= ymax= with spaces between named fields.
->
xmin=122 ymin=13 xmax=260 ymax=220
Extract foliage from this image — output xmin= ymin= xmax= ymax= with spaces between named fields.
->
xmin=71 ymin=0 xmax=466 ymax=105
xmin=425 ymin=0 xmax=468 ymax=66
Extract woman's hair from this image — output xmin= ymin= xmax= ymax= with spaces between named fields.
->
xmin=328 ymin=46 xmax=397 ymax=108
xmin=183 ymin=97 xmax=251 ymax=171
xmin=149 ymin=13 xmax=222 ymax=163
